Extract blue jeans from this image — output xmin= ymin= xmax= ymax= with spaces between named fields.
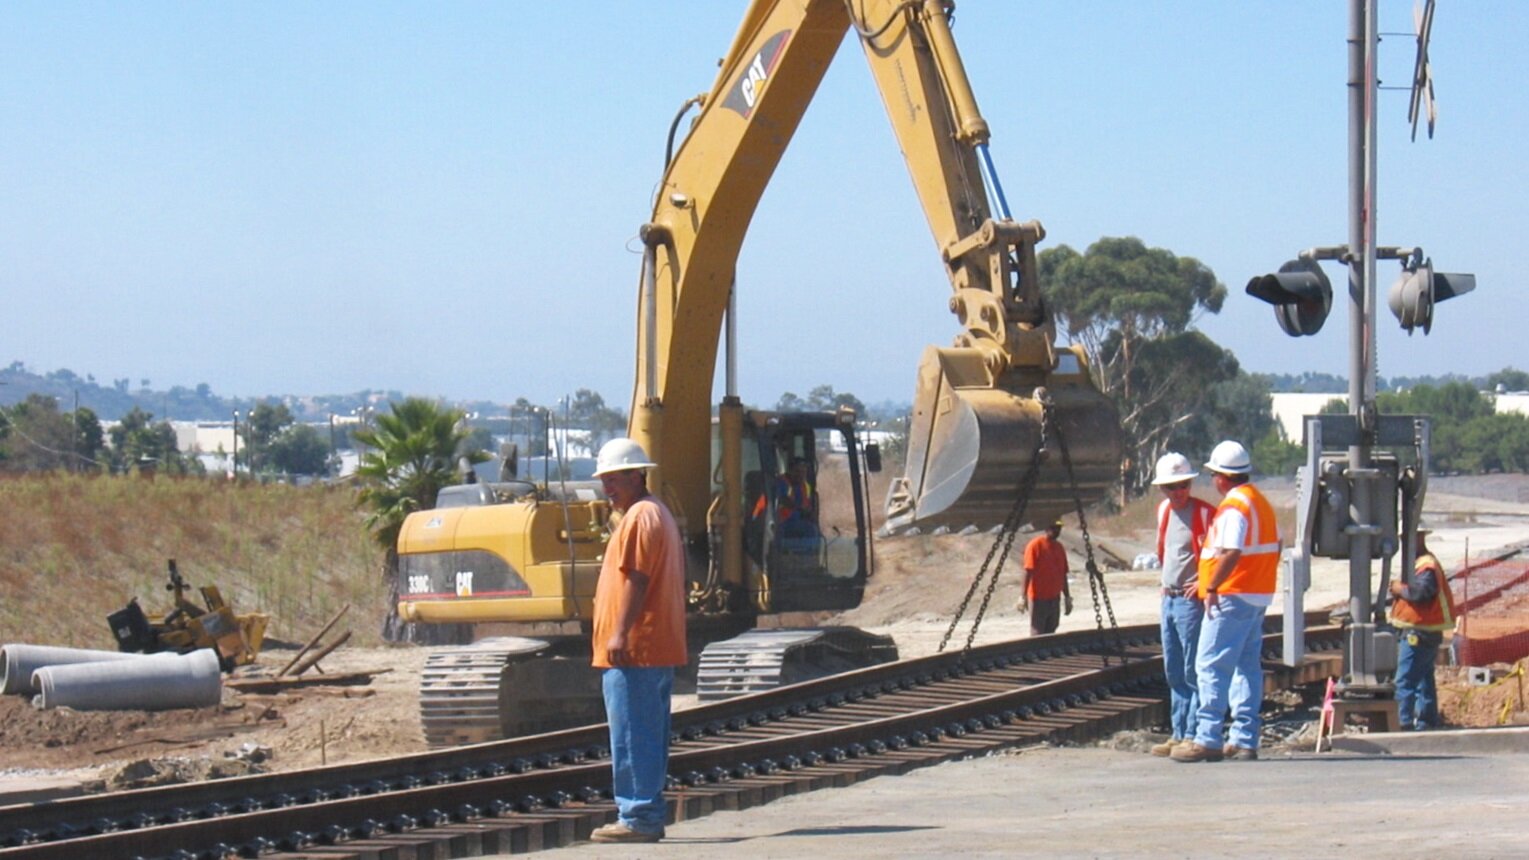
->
xmin=602 ymin=667 xmax=674 ymax=834
xmin=1160 ymin=593 xmax=1203 ymax=740
xmin=1395 ymin=629 xmax=1442 ymax=730
xmin=1192 ymin=595 xmax=1267 ymax=750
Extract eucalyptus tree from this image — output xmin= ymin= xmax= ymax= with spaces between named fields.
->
xmin=1039 ymin=236 xmax=1231 ymax=495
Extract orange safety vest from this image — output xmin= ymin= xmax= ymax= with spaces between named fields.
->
xmin=1156 ymin=496 xmax=1215 ymax=564
xmin=1390 ymin=552 xmax=1457 ymax=632
xmin=750 ymin=474 xmax=813 ymax=522
xmin=775 ymin=474 xmax=813 ymax=523
xmin=1197 ymin=483 xmax=1280 ymax=598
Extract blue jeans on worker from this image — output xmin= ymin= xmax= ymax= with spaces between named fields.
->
xmin=1192 ymin=594 xmax=1268 ymax=750
xmin=602 ymin=666 xmax=675 ymax=834
xmin=1160 ymin=593 xmax=1203 ymax=740
xmin=1395 ymin=628 xmax=1442 ymax=730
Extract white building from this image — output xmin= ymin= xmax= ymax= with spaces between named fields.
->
xmin=1270 ymin=391 xmax=1529 ymax=443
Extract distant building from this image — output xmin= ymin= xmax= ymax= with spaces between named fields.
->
xmin=1268 ymin=393 xmax=1347 ymax=442
xmin=1269 ymin=391 xmax=1529 ymax=443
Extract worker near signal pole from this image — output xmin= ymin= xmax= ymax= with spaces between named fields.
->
xmin=589 ymin=438 xmax=687 ymax=844
xmin=1149 ymin=452 xmax=1215 ymax=758
xmin=1388 ymin=525 xmax=1456 ymax=731
xmin=1017 ymin=519 xmax=1072 ymax=635
xmin=1174 ymin=440 xmax=1280 ymax=763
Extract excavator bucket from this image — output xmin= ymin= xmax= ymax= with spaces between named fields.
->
xmin=885 ymin=345 xmax=1122 ymax=532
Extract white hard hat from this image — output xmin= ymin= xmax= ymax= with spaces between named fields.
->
xmin=593 ymin=438 xmax=656 ymax=477
xmin=1205 ymin=440 xmax=1252 ymax=476
xmin=1151 ymin=452 xmax=1199 ymax=486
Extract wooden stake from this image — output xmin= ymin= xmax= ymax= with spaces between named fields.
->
xmin=278 ymin=604 xmax=351 ymax=676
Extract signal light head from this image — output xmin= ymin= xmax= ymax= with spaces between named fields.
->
xmin=1246 ymin=258 xmax=1333 ymax=337
xmin=1387 ymin=253 xmax=1476 ymax=335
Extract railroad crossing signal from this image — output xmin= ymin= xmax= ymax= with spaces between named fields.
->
xmin=1387 ymin=249 xmax=1475 ymax=335
xmin=1245 ymin=257 xmax=1333 ymax=337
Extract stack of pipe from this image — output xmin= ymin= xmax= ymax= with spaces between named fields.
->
xmin=1 ymin=643 xmax=222 ymax=711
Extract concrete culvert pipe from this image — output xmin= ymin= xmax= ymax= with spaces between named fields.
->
xmin=32 ymin=648 xmax=223 ymax=711
xmin=1 ymin=644 xmax=144 ymax=695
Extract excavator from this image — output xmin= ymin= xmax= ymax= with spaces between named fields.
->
xmin=396 ymin=0 xmax=1122 ymax=747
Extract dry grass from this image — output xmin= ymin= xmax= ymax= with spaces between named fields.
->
xmin=0 ymin=474 xmax=387 ymax=650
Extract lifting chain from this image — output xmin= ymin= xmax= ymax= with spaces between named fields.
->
xmin=1053 ymin=400 xmax=1124 ymax=664
xmin=937 ymin=390 xmax=1124 ymax=663
xmin=937 ymin=397 xmax=1051 ymax=656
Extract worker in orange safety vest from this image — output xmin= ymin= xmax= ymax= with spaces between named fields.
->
xmin=752 ymin=457 xmax=817 ymax=539
xmin=1173 ymin=440 xmax=1280 ymax=764
xmin=1388 ymin=525 xmax=1456 ymax=731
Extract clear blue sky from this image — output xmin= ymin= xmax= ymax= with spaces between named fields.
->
xmin=3 ymin=2 xmax=1524 ymax=410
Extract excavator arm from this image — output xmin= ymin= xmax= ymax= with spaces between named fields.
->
xmin=630 ymin=0 xmax=1121 ymax=554
xmin=396 ymin=0 xmax=1125 ymax=747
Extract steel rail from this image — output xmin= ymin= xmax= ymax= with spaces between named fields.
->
xmin=0 ymin=621 xmax=1165 ymax=845
xmin=0 ymin=615 xmax=1341 ymax=859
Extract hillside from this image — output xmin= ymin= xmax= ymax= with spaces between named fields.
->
xmin=0 ymin=474 xmax=387 ymax=649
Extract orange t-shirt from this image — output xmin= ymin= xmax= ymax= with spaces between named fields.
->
xmin=591 ymin=497 xmax=688 ymax=668
xmin=1023 ymin=535 xmax=1069 ymax=601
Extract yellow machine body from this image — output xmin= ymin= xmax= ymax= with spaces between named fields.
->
xmin=396 ymin=493 xmax=607 ymax=625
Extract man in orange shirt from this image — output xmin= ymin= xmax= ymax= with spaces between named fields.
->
xmin=588 ymin=438 xmax=688 ymax=843
xmin=1017 ymin=519 xmax=1072 ymax=635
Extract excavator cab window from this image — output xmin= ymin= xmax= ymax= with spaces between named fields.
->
xmin=746 ymin=420 xmax=868 ymax=613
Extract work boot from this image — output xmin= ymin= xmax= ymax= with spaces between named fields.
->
xmin=1150 ymin=738 xmax=1180 ymax=757
xmin=590 ymin=821 xmax=663 ymax=843
xmin=1226 ymin=746 xmax=1259 ymax=761
xmin=1170 ymin=743 xmax=1223 ymax=763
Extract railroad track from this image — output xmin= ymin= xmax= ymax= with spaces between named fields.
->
xmin=0 ymin=615 xmax=1341 ymax=860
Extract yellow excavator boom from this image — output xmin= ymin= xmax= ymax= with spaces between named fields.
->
xmin=632 ymin=0 xmax=1120 ymax=550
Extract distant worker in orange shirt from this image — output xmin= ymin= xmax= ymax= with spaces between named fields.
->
xmin=1017 ymin=519 xmax=1072 ymax=635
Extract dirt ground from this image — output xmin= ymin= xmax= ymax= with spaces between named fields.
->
xmin=2 ymin=479 xmax=1527 ymax=794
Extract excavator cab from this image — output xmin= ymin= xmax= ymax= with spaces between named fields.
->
xmin=723 ymin=410 xmax=873 ymax=615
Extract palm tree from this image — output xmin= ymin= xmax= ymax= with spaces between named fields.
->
xmin=353 ymin=397 xmax=486 ymax=642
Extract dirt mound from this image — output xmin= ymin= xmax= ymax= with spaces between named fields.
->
xmin=0 ymin=646 xmax=430 ymax=791
xmin=0 ymin=695 xmax=236 ymax=771
xmin=99 ymin=755 xmax=263 ymax=791
xmin=1439 ymin=663 xmax=1529 ymax=727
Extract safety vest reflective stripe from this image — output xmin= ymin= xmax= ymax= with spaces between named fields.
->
xmin=1197 ymin=483 xmax=1280 ymax=596
xmin=1391 ymin=553 xmax=1457 ymax=632
xmin=1231 ymin=485 xmax=1281 ymax=555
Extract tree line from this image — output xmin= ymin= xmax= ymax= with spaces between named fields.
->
xmin=9 ymin=237 xmax=1528 ymax=494
xmin=1315 ymin=382 xmax=1529 ymax=474
xmin=0 ymin=394 xmax=336 ymax=477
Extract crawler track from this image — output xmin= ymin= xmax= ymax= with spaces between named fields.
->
xmin=0 ymin=615 xmax=1341 ymax=859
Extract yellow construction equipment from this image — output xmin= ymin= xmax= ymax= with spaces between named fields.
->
xmin=107 ymin=559 xmax=268 ymax=671
xmin=397 ymin=0 xmax=1123 ymax=746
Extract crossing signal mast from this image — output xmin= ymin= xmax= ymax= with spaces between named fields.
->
xmin=1245 ymin=0 xmax=1476 ymax=700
